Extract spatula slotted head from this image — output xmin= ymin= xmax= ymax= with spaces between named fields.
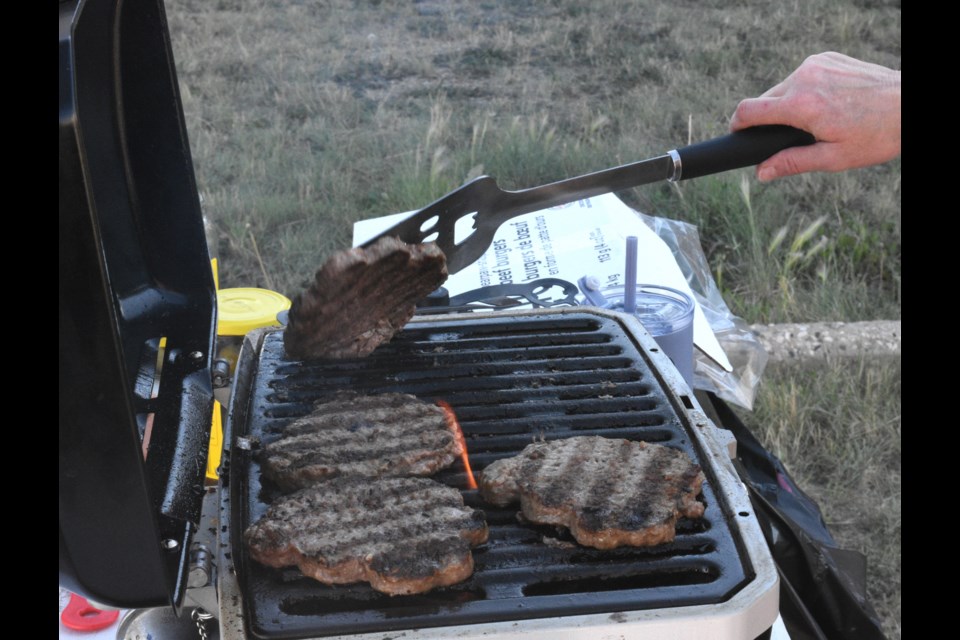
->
xmin=362 ymin=176 xmax=507 ymax=274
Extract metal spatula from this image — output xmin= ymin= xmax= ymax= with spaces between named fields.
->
xmin=362 ymin=125 xmax=814 ymax=274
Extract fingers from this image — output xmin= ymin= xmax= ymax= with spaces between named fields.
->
xmin=730 ymin=97 xmax=796 ymax=132
xmin=758 ymin=78 xmax=789 ymax=99
xmin=755 ymin=143 xmax=838 ymax=181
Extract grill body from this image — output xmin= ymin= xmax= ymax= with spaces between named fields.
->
xmin=217 ymin=309 xmax=777 ymax=639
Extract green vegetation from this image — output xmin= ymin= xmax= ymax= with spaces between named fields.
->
xmin=167 ymin=1 xmax=900 ymax=635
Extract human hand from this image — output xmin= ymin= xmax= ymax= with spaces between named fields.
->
xmin=730 ymin=52 xmax=901 ymax=181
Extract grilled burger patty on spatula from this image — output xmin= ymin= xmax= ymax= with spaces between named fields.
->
xmin=284 ymin=236 xmax=447 ymax=360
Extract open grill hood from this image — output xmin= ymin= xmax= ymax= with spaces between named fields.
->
xmin=59 ymin=0 xmax=217 ymax=608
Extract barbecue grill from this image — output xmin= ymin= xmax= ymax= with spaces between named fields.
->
xmin=214 ymin=311 xmax=779 ymax=639
xmin=60 ymin=1 xmax=780 ymax=637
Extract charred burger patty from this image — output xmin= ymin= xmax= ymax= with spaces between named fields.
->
xmin=480 ymin=436 xmax=705 ymax=549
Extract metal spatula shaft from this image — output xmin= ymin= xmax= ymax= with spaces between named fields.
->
xmin=363 ymin=125 xmax=814 ymax=273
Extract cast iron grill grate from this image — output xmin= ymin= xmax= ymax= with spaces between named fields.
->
xmin=232 ymin=313 xmax=752 ymax=639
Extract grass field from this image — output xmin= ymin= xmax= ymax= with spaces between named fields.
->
xmin=167 ymin=0 xmax=900 ymax=635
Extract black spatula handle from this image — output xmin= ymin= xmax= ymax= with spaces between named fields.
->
xmin=674 ymin=125 xmax=816 ymax=181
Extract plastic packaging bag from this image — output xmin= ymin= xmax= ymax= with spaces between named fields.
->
xmin=638 ymin=211 xmax=767 ymax=409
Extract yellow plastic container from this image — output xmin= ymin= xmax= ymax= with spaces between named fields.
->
xmin=216 ymin=287 xmax=292 ymax=375
xmin=217 ymin=287 xmax=292 ymax=337
xmin=207 ymin=287 xmax=291 ymax=481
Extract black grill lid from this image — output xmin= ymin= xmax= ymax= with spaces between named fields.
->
xmin=59 ymin=0 xmax=216 ymax=608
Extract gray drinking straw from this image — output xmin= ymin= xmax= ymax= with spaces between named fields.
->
xmin=624 ymin=236 xmax=638 ymax=314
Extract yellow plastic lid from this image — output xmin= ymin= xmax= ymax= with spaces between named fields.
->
xmin=217 ymin=288 xmax=291 ymax=336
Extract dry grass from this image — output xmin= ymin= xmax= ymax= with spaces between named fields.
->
xmin=168 ymin=0 xmax=900 ymax=308
xmin=166 ymin=0 xmax=900 ymax=635
xmin=741 ymin=358 xmax=901 ymax=638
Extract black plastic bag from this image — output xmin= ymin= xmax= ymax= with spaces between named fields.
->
xmin=703 ymin=393 xmax=886 ymax=640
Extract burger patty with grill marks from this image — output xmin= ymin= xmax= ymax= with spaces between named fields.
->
xmin=284 ymin=236 xmax=447 ymax=360
xmin=480 ymin=436 xmax=705 ymax=549
xmin=260 ymin=391 xmax=463 ymax=491
xmin=244 ymin=476 xmax=489 ymax=596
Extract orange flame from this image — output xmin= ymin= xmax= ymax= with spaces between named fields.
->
xmin=436 ymin=400 xmax=477 ymax=490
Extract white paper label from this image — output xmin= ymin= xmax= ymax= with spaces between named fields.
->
xmin=353 ymin=193 xmax=731 ymax=371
